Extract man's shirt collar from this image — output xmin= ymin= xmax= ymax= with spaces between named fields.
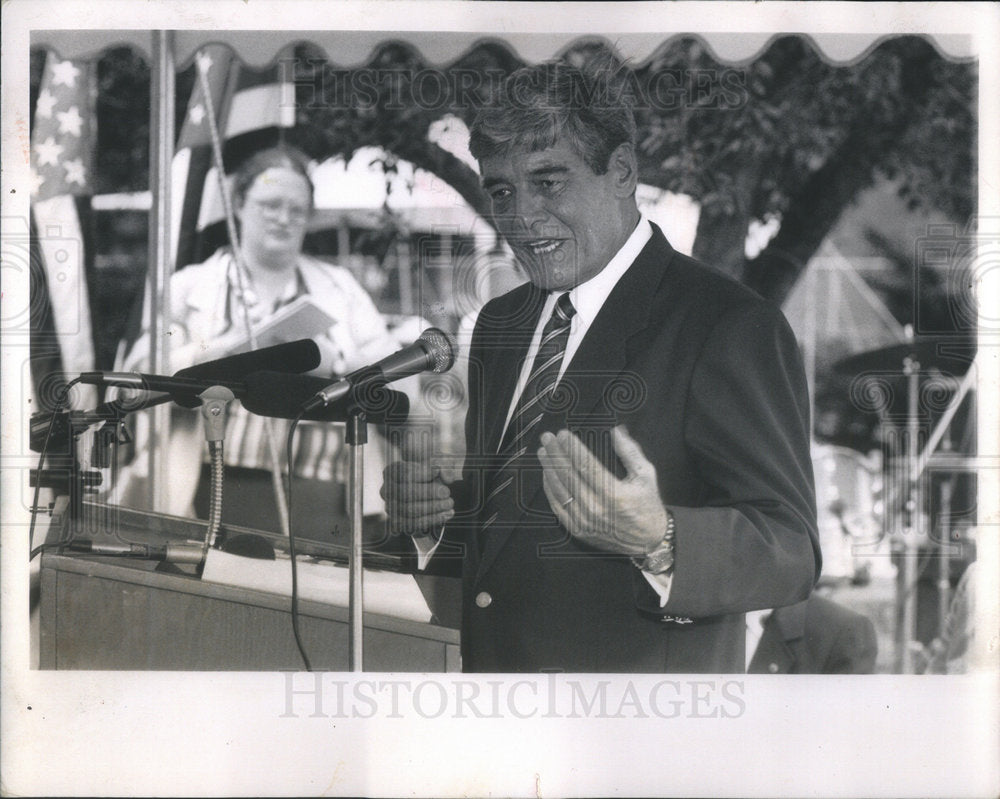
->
xmin=566 ymin=217 xmax=652 ymax=327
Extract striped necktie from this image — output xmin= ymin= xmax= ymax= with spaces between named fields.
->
xmin=480 ymin=292 xmax=576 ymax=539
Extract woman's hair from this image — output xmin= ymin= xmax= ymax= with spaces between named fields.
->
xmin=469 ymin=54 xmax=636 ymax=175
xmin=231 ymin=145 xmax=315 ymax=209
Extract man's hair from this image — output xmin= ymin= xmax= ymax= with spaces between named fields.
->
xmin=232 ymin=145 xmax=315 ymax=210
xmin=469 ymin=55 xmax=636 ymax=175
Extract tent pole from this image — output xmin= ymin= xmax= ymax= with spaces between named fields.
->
xmin=147 ymin=30 xmax=175 ymax=511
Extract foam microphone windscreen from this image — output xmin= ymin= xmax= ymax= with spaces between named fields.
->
xmin=174 ymin=339 xmax=321 ymax=381
xmin=241 ymin=371 xmax=410 ymax=423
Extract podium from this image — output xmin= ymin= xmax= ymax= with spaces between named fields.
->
xmin=37 ymin=503 xmax=461 ymax=671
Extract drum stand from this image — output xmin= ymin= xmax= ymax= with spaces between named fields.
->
xmin=845 ymin=340 xmax=976 ymax=673
xmin=886 ymin=353 xmax=975 ymax=672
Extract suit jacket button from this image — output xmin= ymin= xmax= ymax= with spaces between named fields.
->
xmin=768 ymin=662 xmax=779 ymax=673
xmin=475 ymin=591 xmax=492 ymax=608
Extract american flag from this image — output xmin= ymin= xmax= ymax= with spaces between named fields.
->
xmin=30 ymin=52 xmax=97 ymax=410
xmin=116 ymin=43 xmax=297 ymax=368
xmin=173 ymin=43 xmax=297 ymax=271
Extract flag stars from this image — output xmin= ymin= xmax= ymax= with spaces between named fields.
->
xmin=50 ymin=60 xmax=81 ymax=88
xmin=188 ymin=103 xmax=206 ymax=126
xmin=36 ymin=89 xmax=58 ymax=119
xmin=57 ymin=106 xmax=85 ymax=137
xmin=64 ymin=159 xmax=87 ymax=186
xmin=35 ymin=136 xmax=64 ymax=167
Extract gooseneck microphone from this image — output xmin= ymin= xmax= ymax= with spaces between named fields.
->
xmin=74 ymin=339 xmax=323 ymax=406
xmin=77 ymin=371 xmax=243 ymax=396
xmin=302 ymin=328 xmax=457 ymax=412
xmin=174 ymin=338 xmax=320 ymax=381
xmin=44 ymin=334 xmax=437 ymax=436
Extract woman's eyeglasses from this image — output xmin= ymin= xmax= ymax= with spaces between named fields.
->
xmin=247 ymin=197 xmax=310 ymax=223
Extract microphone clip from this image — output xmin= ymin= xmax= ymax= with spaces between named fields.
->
xmin=199 ymin=385 xmax=235 ymax=442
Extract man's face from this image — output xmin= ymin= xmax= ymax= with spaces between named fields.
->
xmin=480 ymin=138 xmax=635 ymax=292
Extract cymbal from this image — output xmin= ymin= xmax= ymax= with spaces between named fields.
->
xmin=834 ymin=340 xmax=975 ymax=376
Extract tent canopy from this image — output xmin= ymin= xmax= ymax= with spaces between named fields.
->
xmin=32 ymin=29 xmax=975 ymax=68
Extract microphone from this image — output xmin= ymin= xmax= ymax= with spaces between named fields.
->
xmin=174 ymin=338 xmax=320 ymax=381
xmin=78 ymin=371 xmax=244 ymax=401
xmin=303 ymin=328 xmax=456 ymax=412
xmin=69 ymin=369 xmax=410 ymax=422
xmin=76 ymin=338 xmax=323 ymax=408
xmin=243 ymin=371 xmax=410 ymax=423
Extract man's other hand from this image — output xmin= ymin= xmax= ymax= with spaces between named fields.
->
xmin=380 ymin=458 xmax=455 ymax=536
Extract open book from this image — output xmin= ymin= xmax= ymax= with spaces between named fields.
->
xmin=229 ymin=295 xmax=337 ymax=353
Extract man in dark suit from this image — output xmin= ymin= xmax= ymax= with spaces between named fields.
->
xmin=747 ymin=596 xmax=879 ymax=674
xmin=382 ymin=57 xmax=820 ymax=672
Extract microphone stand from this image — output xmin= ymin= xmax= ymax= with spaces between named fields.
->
xmin=346 ymin=408 xmax=367 ymax=672
xmin=30 ymin=406 xmax=132 ymax=538
xmin=199 ymin=386 xmax=235 ymax=554
xmin=283 ymin=377 xmax=409 ymax=672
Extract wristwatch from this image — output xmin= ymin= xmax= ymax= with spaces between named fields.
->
xmin=632 ymin=510 xmax=676 ymax=575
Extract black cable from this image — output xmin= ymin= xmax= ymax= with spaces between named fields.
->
xmin=285 ymin=413 xmax=312 ymax=671
xmin=30 ymin=542 xmax=65 ymax=561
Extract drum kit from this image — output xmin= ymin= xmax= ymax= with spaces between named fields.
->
xmin=829 ymin=336 xmax=977 ymax=674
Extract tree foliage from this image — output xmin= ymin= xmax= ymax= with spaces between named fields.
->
xmin=32 ymin=34 xmax=976 ymax=307
xmin=291 ymin=34 xmax=975 ymax=304
xmin=289 ymin=39 xmax=522 ymax=223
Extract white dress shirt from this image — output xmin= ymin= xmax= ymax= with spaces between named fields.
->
xmin=500 ymin=218 xmax=653 ymax=439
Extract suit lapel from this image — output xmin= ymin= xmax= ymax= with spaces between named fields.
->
xmin=480 ymin=286 xmax=547 ymax=456
xmin=472 ymin=286 xmax=545 ymax=578
xmin=475 ymin=227 xmax=675 ymax=582
xmin=556 ymin=228 xmax=673 ymax=426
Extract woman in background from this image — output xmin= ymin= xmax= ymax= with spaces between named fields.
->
xmin=116 ymin=146 xmax=397 ymax=541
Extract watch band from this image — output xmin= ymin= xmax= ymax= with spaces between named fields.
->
xmin=632 ymin=509 xmax=676 ymax=575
